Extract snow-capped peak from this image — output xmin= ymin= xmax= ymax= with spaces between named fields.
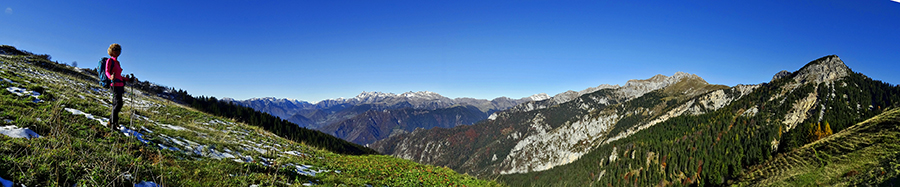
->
xmin=400 ymin=91 xmax=443 ymax=100
xmin=355 ymin=91 xmax=398 ymax=101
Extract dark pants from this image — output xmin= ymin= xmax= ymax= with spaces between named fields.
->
xmin=110 ymin=86 xmax=125 ymax=128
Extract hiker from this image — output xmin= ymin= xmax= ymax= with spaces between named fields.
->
xmin=105 ymin=43 xmax=137 ymax=129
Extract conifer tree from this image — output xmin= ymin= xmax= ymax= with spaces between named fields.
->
xmin=816 ymin=122 xmax=824 ymax=140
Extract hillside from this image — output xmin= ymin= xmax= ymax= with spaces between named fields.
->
xmin=733 ymin=107 xmax=900 ymax=186
xmin=0 ymin=46 xmax=499 ymax=186
xmin=372 ymin=55 xmax=900 ymax=186
xmin=372 ymin=71 xmax=738 ymax=176
xmin=497 ymin=55 xmax=900 ymax=186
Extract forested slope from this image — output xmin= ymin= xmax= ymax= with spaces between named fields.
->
xmin=498 ymin=55 xmax=900 ymax=186
xmin=734 ymin=107 xmax=900 ymax=186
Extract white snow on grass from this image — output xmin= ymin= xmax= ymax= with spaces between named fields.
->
xmin=285 ymin=163 xmax=327 ymax=177
xmin=64 ymin=108 xmax=109 ymax=126
xmin=207 ymin=148 xmax=236 ymax=160
xmin=118 ymin=126 xmax=151 ymax=144
xmin=283 ymin=150 xmax=309 ymax=157
xmin=3 ymin=57 xmax=334 ymax=182
xmin=5 ymin=87 xmax=35 ymax=97
xmin=0 ymin=125 xmax=40 ymax=139
xmin=1 ymin=78 xmax=17 ymax=84
xmin=5 ymin=86 xmax=42 ymax=102
xmin=140 ymin=126 xmax=154 ymax=133
xmin=157 ymin=123 xmax=186 ymax=131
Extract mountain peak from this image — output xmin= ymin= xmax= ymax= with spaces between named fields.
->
xmin=355 ymin=91 xmax=397 ymax=100
xmin=528 ymin=93 xmax=551 ymax=101
xmin=399 ymin=91 xmax=443 ymax=99
xmin=619 ymin=72 xmax=705 ymax=99
xmin=772 ymin=70 xmax=792 ymax=81
xmin=795 ymin=55 xmax=851 ymax=84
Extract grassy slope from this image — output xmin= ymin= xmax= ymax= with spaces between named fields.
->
xmin=734 ymin=107 xmax=900 ymax=186
xmin=0 ymin=53 xmax=499 ymax=186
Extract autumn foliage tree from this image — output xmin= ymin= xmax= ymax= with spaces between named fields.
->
xmin=808 ymin=121 xmax=834 ymax=142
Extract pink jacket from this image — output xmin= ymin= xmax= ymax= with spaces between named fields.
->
xmin=105 ymin=57 xmax=129 ymax=87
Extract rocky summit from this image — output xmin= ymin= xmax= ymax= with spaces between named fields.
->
xmin=772 ymin=70 xmax=792 ymax=81
xmin=794 ymin=55 xmax=851 ymax=84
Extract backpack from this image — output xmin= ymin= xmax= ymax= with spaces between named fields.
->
xmin=98 ymin=57 xmax=111 ymax=88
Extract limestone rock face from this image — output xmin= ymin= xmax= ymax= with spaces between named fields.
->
xmin=794 ymin=55 xmax=850 ymax=84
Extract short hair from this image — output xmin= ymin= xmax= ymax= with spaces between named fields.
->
xmin=108 ymin=43 xmax=121 ymax=56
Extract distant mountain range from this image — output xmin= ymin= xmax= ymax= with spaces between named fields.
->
xmin=370 ymin=55 xmax=900 ymax=186
xmin=224 ymin=91 xmax=560 ymax=145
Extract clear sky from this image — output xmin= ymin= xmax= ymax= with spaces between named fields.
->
xmin=2 ymin=1 xmax=899 ymax=102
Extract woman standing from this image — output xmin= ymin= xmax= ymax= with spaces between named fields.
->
xmin=105 ymin=43 xmax=136 ymax=129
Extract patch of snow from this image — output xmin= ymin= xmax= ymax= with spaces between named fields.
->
xmin=207 ymin=147 xmax=236 ymax=160
xmin=118 ymin=126 xmax=150 ymax=144
xmin=6 ymin=87 xmax=40 ymax=98
xmin=157 ymin=143 xmax=181 ymax=152
xmin=286 ymin=164 xmax=327 ymax=176
xmin=0 ymin=125 xmax=41 ymax=139
xmin=157 ymin=123 xmax=186 ymax=131
xmin=140 ymin=126 xmax=154 ymax=134
xmin=260 ymin=157 xmax=274 ymax=166
xmin=284 ymin=151 xmax=309 ymax=157
xmin=1 ymin=78 xmax=17 ymax=84
xmin=235 ymin=156 xmax=254 ymax=163
xmin=64 ymin=108 xmax=109 ymax=126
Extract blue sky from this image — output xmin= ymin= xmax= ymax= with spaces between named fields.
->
xmin=2 ymin=1 xmax=899 ymax=102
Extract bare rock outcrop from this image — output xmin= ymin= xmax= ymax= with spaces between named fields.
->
xmin=794 ymin=55 xmax=850 ymax=84
xmin=772 ymin=70 xmax=791 ymax=81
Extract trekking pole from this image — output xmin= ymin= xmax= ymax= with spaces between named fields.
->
xmin=129 ymin=80 xmax=134 ymax=129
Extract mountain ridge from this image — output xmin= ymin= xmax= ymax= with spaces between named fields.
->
xmin=226 ymin=91 xmax=540 ymax=145
xmin=371 ymin=55 xmax=900 ymax=187
xmin=372 ymin=71 xmax=733 ymax=175
xmin=494 ymin=55 xmax=900 ymax=186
